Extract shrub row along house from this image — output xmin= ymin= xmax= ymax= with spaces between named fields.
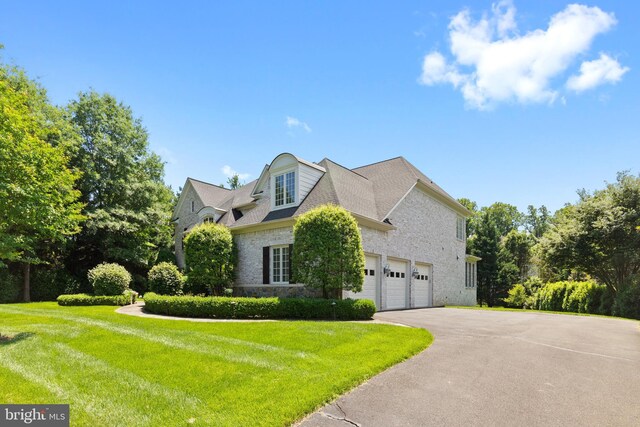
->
xmin=174 ymin=153 xmax=478 ymax=310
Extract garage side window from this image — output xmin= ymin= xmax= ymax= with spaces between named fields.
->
xmin=465 ymin=262 xmax=476 ymax=288
xmin=456 ymin=216 xmax=465 ymax=241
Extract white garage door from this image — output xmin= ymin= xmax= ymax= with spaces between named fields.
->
xmin=386 ymin=258 xmax=408 ymax=310
xmin=413 ymin=263 xmax=432 ymax=308
xmin=344 ymin=254 xmax=379 ymax=308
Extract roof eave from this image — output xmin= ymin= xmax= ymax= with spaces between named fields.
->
xmin=416 ymin=180 xmax=472 ymax=217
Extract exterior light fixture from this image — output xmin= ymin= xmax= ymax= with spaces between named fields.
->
xmin=383 ymin=264 xmax=391 ymax=276
xmin=412 ymin=267 xmax=419 ymax=279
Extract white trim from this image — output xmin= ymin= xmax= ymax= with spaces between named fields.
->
xmin=271 ymin=245 xmax=291 ymax=284
xmin=383 ymin=183 xmax=417 ymax=220
xmin=271 ymin=168 xmax=297 ymax=211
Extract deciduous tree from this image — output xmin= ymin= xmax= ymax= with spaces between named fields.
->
xmin=0 ymin=61 xmax=83 ymax=301
xmin=64 ymin=91 xmax=174 ymax=287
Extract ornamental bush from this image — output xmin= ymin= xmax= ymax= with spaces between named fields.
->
xmin=503 ymin=284 xmax=527 ymax=308
xmin=293 ymin=204 xmax=365 ymax=298
xmin=147 ymin=262 xmax=184 ymax=296
xmin=88 ymin=263 xmax=132 ymax=296
xmin=143 ymin=293 xmax=376 ymax=320
xmin=562 ymin=281 xmax=603 ymax=313
xmin=183 ymin=223 xmax=235 ymax=296
xmin=613 ymin=278 xmax=640 ymax=319
xmin=57 ymin=291 xmax=137 ymax=306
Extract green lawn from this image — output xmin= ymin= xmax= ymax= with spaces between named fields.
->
xmin=0 ymin=303 xmax=431 ymax=426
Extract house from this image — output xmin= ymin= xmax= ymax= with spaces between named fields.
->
xmin=173 ymin=153 xmax=478 ymax=309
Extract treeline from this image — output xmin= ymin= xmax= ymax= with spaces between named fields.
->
xmin=461 ymin=172 xmax=640 ymax=319
xmin=1 ymin=50 xmax=175 ymax=302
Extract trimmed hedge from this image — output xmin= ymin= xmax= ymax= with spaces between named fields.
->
xmin=143 ymin=293 xmax=376 ymax=320
xmin=533 ymin=280 xmax=606 ymax=314
xmin=57 ymin=291 xmax=137 ymax=306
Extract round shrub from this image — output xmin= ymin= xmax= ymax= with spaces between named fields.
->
xmin=88 ymin=263 xmax=131 ymax=296
xmin=148 ymin=262 xmax=184 ymax=296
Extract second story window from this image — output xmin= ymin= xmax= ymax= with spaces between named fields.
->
xmin=456 ymin=216 xmax=465 ymax=241
xmin=275 ymin=171 xmax=296 ymax=207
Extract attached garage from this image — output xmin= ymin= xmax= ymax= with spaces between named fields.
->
xmin=413 ymin=262 xmax=432 ymax=308
xmin=344 ymin=254 xmax=380 ymax=308
xmin=385 ymin=258 xmax=408 ymax=310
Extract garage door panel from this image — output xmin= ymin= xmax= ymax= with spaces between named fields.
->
xmin=414 ymin=263 xmax=432 ymax=308
xmin=386 ymin=259 xmax=408 ymax=310
xmin=345 ymin=255 xmax=379 ymax=308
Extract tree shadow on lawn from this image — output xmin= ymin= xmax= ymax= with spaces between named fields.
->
xmin=0 ymin=332 xmax=35 ymax=347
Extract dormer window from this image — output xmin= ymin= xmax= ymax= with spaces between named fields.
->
xmin=275 ymin=171 xmax=296 ymax=207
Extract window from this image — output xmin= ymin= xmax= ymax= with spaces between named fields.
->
xmin=274 ymin=171 xmax=296 ymax=207
xmin=191 ymin=200 xmax=195 ymax=213
xmin=272 ymin=246 xmax=290 ymax=283
xmin=456 ymin=216 xmax=465 ymax=241
xmin=203 ymin=216 xmax=215 ymax=224
xmin=465 ymin=262 xmax=477 ymax=288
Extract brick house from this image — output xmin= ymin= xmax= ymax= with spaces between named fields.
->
xmin=173 ymin=153 xmax=478 ymax=310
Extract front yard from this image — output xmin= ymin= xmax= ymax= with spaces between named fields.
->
xmin=0 ymin=303 xmax=430 ymax=426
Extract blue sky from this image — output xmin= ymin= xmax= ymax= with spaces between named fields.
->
xmin=1 ymin=1 xmax=637 ymax=213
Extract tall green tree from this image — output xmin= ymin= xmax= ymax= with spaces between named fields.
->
xmin=470 ymin=211 xmax=502 ymax=306
xmin=0 ymin=61 xmax=84 ymax=301
xmin=457 ymin=198 xmax=478 ymax=238
xmin=64 ymin=91 xmax=174 ymax=287
xmin=537 ymin=172 xmax=640 ymax=296
xmin=227 ymin=174 xmax=243 ymax=189
xmin=501 ymin=230 xmax=535 ymax=284
xmin=481 ymin=202 xmax=522 ymax=237
xmin=293 ymin=205 xmax=365 ymax=299
xmin=524 ymin=205 xmax=550 ymax=239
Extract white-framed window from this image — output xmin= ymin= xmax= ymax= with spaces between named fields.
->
xmin=271 ymin=245 xmax=290 ymax=284
xmin=274 ymin=171 xmax=296 ymax=207
xmin=456 ymin=216 xmax=465 ymax=241
xmin=465 ymin=262 xmax=477 ymax=288
xmin=191 ymin=200 xmax=195 ymax=213
xmin=203 ymin=216 xmax=215 ymax=224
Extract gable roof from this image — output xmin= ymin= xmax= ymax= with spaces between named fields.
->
xmin=188 ymin=178 xmax=231 ymax=207
xmin=178 ymin=154 xmax=469 ymax=231
xmin=352 ymin=156 xmax=469 ymax=218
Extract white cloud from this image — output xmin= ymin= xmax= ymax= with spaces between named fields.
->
xmin=285 ymin=116 xmax=312 ymax=133
xmin=419 ymin=1 xmax=626 ymax=109
xmin=221 ymin=165 xmax=250 ymax=180
xmin=566 ymin=53 xmax=629 ymax=92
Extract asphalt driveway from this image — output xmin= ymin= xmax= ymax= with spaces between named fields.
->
xmin=298 ymin=308 xmax=640 ymax=427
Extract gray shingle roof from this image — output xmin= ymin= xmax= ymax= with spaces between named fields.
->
xmin=187 ymin=155 xmax=465 ymax=229
xmin=187 ymin=178 xmax=231 ymax=208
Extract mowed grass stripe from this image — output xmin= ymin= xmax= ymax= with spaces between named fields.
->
xmin=0 ymin=303 xmax=431 ymax=426
xmin=0 ymin=336 xmax=201 ymax=426
xmin=0 ymin=305 xmax=304 ymax=369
